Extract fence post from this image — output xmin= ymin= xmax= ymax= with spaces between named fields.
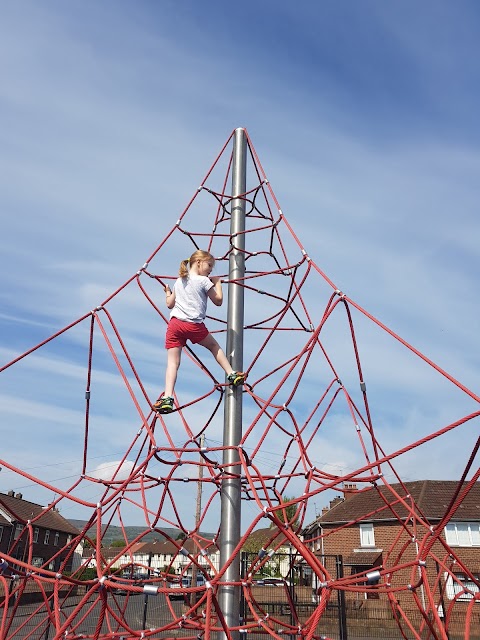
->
xmin=142 ymin=552 xmax=153 ymax=630
xmin=336 ymin=555 xmax=348 ymax=640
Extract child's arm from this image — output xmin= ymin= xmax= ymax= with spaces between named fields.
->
xmin=207 ymin=276 xmax=223 ymax=307
xmin=165 ymin=284 xmax=176 ymax=309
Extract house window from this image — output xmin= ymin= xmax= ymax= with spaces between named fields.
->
xmin=67 ymin=534 xmax=72 ymax=544
xmin=14 ymin=524 xmax=24 ymax=540
xmin=445 ymin=522 xmax=480 ymax=547
xmin=33 ymin=528 xmax=39 ymax=543
xmin=54 ymin=532 xmax=60 ymax=546
xmin=445 ymin=572 xmax=480 ymax=601
xmin=32 ymin=557 xmax=44 ymax=567
xmin=359 ymin=523 xmax=375 ymax=547
xmin=44 ymin=530 xmax=50 ymax=545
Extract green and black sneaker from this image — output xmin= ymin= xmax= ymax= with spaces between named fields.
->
xmin=153 ymin=396 xmax=175 ymax=414
xmin=227 ymin=371 xmax=246 ymax=387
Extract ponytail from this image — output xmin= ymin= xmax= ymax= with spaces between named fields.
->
xmin=178 ymin=250 xmax=215 ymax=278
xmin=178 ymin=259 xmax=190 ymax=278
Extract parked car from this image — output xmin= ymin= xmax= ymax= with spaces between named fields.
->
xmin=121 ymin=568 xmax=147 ymax=578
xmin=253 ymin=578 xmax=291 ymax=587
xmin=182 ymin=575 xmax=206 ymax=588
xmin=167 ymin=577 xmax=184 ymax=600
xmin=168 ymin=575 xmax=207 ymax=599
xmin=113 ymin=577 xmax=145 ymax=595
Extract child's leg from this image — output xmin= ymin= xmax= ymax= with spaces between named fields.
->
xmin=197 ymin=334 xmax=233 ymax=376
xmin=164 ymin=347 xmax=182 ymax=397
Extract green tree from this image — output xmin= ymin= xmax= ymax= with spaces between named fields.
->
xmin=164 ymin=565 xmax=176 ymax=575
xmin=270 ymin=495 xmax=300 ymax=530
xmin=76 ymin=567 xmax=97 ymax=581
xmin=111 ymin=539 xmax=126 ymax=547
xmin=83 ymin=537 xmax=96 ymax=549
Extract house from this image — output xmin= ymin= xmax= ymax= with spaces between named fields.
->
xmin=81 ymin=527 xmax=296 ymax=583
xmin=127 ymin=537 xmax=219 ymax=578
xmin=302 ymin=480 xmax=480 ymax=607
xmin=82 ymin=536 xmax=220 ymax=579
xmin=0 ymin=491 xmax=82 ymax=574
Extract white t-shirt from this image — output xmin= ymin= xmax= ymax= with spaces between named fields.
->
xmin=171 ymin=275 xmax=214 ymax=323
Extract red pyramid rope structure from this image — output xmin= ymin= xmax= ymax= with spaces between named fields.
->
xmin=0 ymin=128 xmax=479 ymax=639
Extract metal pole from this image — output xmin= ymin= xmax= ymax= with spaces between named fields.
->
xmin=218 ymin=128 xmax=247 ymax=640
xmin=191 ymin=432 xmax=205 ymax=604
xmin=336 ymin=555 xmax=348 ymax=640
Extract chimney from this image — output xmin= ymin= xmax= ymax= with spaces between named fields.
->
xmin=15 ymin=493 xmax=23 ymax=499
xmin=7 ymin=490 xmax=14 ymax=497
xmin=329 ymin=496 xmax=343 ymax=509
xmin=343 ymin=483 xmax=358 ymax=499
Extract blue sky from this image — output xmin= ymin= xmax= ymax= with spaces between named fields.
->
xmin=0 ymin=1 xmax=479 ymax=534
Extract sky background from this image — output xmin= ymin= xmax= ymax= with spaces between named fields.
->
xmin=0 ymin=0 xmax=479 ymax=534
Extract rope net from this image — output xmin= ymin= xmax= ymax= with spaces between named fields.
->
xmin=0 ymin=128 xmax=479 ymax=639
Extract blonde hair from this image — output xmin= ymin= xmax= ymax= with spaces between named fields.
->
xmin=178 ymin=250 xmax=215 ymax=278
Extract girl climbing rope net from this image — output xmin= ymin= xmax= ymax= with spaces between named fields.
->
xmin=153 ymin=249 xmax=245 ymax=414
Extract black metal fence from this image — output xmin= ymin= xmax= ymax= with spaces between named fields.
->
xmin=239 ymin=551 xmax=347 ymax=639
xmin=3 ymin=566 xmax=479 ymax=640
xmin=8 ymin=594 xmax=479 ymax=640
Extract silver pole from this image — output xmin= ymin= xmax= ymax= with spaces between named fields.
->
xmin=218 ymin=128 xmax=246 ymax=639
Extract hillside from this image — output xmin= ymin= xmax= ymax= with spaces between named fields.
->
xmin=68 ymin=520 xmax=183 ymax=546
xmin=68 ymin=520 xmax=215 ymax=547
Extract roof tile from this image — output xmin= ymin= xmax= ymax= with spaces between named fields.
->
xmin=0 ymin=493 xmax=79 ymax=535
xmin=316 ymin=481 xmax=480 ymax=525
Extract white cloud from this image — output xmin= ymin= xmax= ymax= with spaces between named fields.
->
xmin=89 ymin=460 xmax=135 ymax=482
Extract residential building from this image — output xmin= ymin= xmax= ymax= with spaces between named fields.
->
xmin=81 ymin=527 xmax=294 ymax=582
xmin=82 ymin=537 xmax=220 ymax=579
xmin=0 ymin=491 xmax=81 ymax=574
xmin=302 ymin=480 xmax=480 ymax=608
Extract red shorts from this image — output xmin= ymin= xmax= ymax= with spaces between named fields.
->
xmin=165 ymin=316 xmax=209 ymax=349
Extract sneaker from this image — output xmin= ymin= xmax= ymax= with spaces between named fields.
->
xmin=227 ymin=371 xmax=245 ymax=387
xmin=153 ymin=396 xmax=175 ymax=414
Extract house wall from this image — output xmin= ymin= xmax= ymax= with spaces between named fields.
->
xmin=3 ymin=524 xmax=77 ymax=574
xmin=120 ymin=548 xmax=221 ymax=577
xmin=311 ymin=519 xmax=479 ymax=611
xmin=0 ymin=524 xmax=14 ymax=556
